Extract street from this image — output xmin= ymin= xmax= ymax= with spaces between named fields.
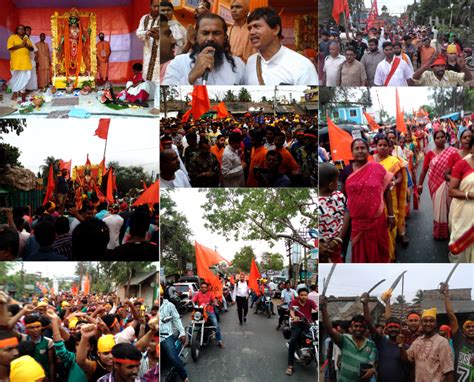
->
xmin=181 ymin=302 xmax=317 ymax=382
xmin=396 ymin=165 xmax=449 ymax=262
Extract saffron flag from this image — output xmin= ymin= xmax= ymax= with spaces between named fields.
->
xmin=194 ymin=241 xmax=230 ymax=298
xmin=191 ymin=85 xmax=210 ymax=120
xmin=332 ymin=0 xmax=345 ymax=23
xmin=181 ymin=109 xmax=192 ymax=123
xmin=94 ymin=118 xmax=110 ymax=140
xmin=85 ymin=154 xmax=91 ymax=167
xmin=327 ymin=116 xmax=353 ymax=165
xmin=95 ymin=185 xmax=106 ymax=203
xmin=248 ymin=258 xmax=262 ymax=297
xmin=71 ymin=283 xmax=78 ymax=296
xmin=106 ymin=168 xmax=114 ymax=204
xmin=211 ymin=102 xmax=231 ymax=119
xmin=133 ymin=180 xmax=160 ymax=206
xmin=58 ymin=159 xmax=72 ymax=178
xmin=396 ymin=89 xmax=407 ymax=134
xmin=142 ymin=180 xmax=148 ymax=190
xmin=82 ymin=273 xmax=90 ymax=295
xmin=42 ymin=164 xmax=54 ymax=206
xmin=364 ymin=112 xmax=381 ymax=131
xmin=99 ymin=158 xmax=106 ymax=177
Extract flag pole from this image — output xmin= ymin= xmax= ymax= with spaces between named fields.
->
xmin=103 ymin=137 xmax=108 ymax=162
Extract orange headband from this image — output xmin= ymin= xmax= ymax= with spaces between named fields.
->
xmin=463 ymin=320 xmax=474 ymax=329
xmin=407 ymin=313 xmax=420 ymax=320
xmin=113 ymin=358 xmax=140 ymax=365
xmin=385 ymin=323 xmax=400 ymax=329
xmin=0 ymin=337 xmax=19 ymax=349
xmin=25 ymin=322 xmax=41 ymax=328
xmin=108 ymin=318 xmax=118 ymax=328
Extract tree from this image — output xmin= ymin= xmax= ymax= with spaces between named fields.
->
xmin=381 ymin=5 xmax=388 ymax=14
xmin=238 ymin=88 xmax=252 ymax=102
xmin=202 ymin=189 xmax=317 ymax=249
xmin=223 ymin=90 xmax=236 ymax=102
xmin=97 ymin=262 xmax=155 ymax=296
xmin=0 ymin=143 xmax=22 ymax=167
xmin=260 ymin=252 xmax=284 ymax=272
xmin=232 ymin=246 xmax=256 ymax=273
xmin=40 ymin=156 xmax=60 ymax=184
xmin=107 ymin=161 xmax=153 ymax=196
xmin=261 ymin=96 xmax=268 ymax=103
xmin=0 ymin=119 xmax=26 ymax=139
xmin=412 ymin=290 xmax=424 ymax=304
xmin=395 ymin=295 xmax=407 ymax=305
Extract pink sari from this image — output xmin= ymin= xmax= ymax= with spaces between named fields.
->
xmin=346 ymin=162 xmax=393 ymax=263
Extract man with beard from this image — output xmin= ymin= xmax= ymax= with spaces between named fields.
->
xmin=137 ymin=0 xmax=160 ymax=115
xmin=97 ymin=32 xmax=111 ymax=83
xmin=360 ymin=38 xmax=385 ymax=86
xmin=374 ymin=41 xmax=413 ymax=86
xmin=320 ymin=295 xmax=377 ymax=381
xmin=411 ymin=55 xmax=471 ymax=86
xmin=361 ymin=292 xmax=410 ymax=382
xmin=210 ymin=134 xmax=226 ymax=166
xmin=222 ymin=132 xmax=246 ymax=187
xmin=7 ymin=25 xmax=33 ymax=101
xmin=160 ymin=149 xmax=191 ymax=188
xmin=160 ymin=14 xmax=177 ymax=82
xmin=187 ymin=138 xmax=220 ymax=187
xmin=399 ymin=308 xmax=455 ymax=382
xmin=337 ymin=46 xmax=367 ymax=86
xmin=440 ymin=283 xmax=474 ymax=381
xmin=393 ymin=42 xmax=414 ymax=71
xmin=245 ymin=7 xmax=318 ymax=85
xmin=163 ymin=13 xmax=245 ymax=85
xmin=228 ymin=0 xmax=255 ymax=63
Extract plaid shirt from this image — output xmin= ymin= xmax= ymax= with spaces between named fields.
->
xmin=159 ymin=299 xmax=185 ymax=340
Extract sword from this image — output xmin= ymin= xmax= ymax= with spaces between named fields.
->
xmin=381 ymin=271 xmax=407 ymax=302
xmin=444 ymin=260 xmax=460 ymax=285
xmin=367 ymin=279 xmax=386 ymax=295
xmin=322 ymin=263 xmax=337 ymax=296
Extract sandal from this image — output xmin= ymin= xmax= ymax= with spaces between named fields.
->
xmin=285 ymin=366 xmax=294 ymax=376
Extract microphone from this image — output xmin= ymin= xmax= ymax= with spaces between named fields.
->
xmin=202 ymin=49 xmax=215 ymax=85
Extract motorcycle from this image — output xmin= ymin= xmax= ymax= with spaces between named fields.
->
xmin=465 ymin=46 xmax=474 ymax=71
xmin=160 ymin=316 xmax=187 ymax=382
xmin=169 ymin=294 xmax=188 ymax=315
xmin=187 ymin=304 xmax=217 ymax=362
xmin=254 ymin=287 xmax=274 ymax=318
xmin=277 ymin=302 xmax=290 ymax=328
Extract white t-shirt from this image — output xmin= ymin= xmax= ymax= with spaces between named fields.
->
xmin=160 ymin=170 xmax=191 ymax=188
xmin=103 ymin=214 xmax=124 ymax=250
xmin=323 ymin=54 xmax=346 ymax=86
xmin=245 ymin=46 xmax=319 ymax=85
xmin=374 ymin=57 xmax=413 ymax=86
xmin=163 ymin=53 xmax=246 ymax=85
xmin=114 ymin=325 xmax=136 ymax=344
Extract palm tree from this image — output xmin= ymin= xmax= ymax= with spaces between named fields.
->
xmin=413 ymin=290 xmax=424 ymax=304
xmin=395 ymin=295 xmax=407 ymax=305
xmin=40 ymin=156 xmax=60 ymax=184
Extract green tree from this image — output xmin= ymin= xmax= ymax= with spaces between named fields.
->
xmin=0 ymin=143 xmax=22 ymax=167
xmin=224 ymin=90 xmax=236 ymax=102
xmin=238 ymin=88 xmax=252 ymax=102
xmin=107 ymin=161 xmax=153 ymax=196
xmin=40 ymin=156 xmax=60 ymax=184
xmin=232 ymin=246 xmax=256 ymax=273
xmin=260 ymin=252 xmax=284 ymax=272
xmin=202 ymin=189 xmax=317 ymax=249
xmin=96 ymin=262 xmax=155 ymax=296
xmin=412 ymin=290 xmax=424 ymax=304
xmin=0 ymin=119 xmax=26 ymax=139
xmin=395 ymin=295 xmax=407 ymax=305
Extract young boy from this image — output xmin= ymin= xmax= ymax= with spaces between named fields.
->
xmin=117 ymin=63 xmax=152 ymax=103
xmin=318 ymin=163 xmax=348 ymax=263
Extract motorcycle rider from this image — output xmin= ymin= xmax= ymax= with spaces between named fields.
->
xmin=192 ymin=281 xmax=224 ymax=348
xmin=285 ymin=285 xmax=317 ymax=376
xmin=254 ymin=279 xmax=275 ymax=315
xmin=159 ymin=286 xmax=190 ymax=382
xmin=276 ymin=281 xmax=297 ymax=330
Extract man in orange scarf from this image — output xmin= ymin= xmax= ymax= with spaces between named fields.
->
xmin=228 ymin=0 xmax=255 ymax=63
xmin=247 ymin=129 xmax=268 ymax=187
xmin=96 ymin=32 xmax=111 ymax=84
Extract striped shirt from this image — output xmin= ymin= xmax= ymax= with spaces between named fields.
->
xmin=159 ymin=299 xmax=185 ymax=340
xmin=338 ymin=333 xmax=377 ymax=382
xmin=52 ymin=234 xmax=73 ymax=259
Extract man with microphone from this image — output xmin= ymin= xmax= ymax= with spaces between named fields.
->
xmin=163 ymin=13 xmax=246 ymax=85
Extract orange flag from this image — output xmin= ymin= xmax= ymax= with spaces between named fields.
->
xmin=42 ymin=164 xmax=54 ymax=206
xmin=94 ymin=118 xmax=110 ymax=140
xmin=191 ymin=85 xmax=210 ymax=120
xmin=82 ymin=273 xmax=90 ymax=295
xmin=133 ymin=180 xmax=160 ymax=206
xmin=332 ymin=0 xmax=348 ymax=23
xmin=71 ymin=283 xmax=78 ymax=296
xmin=142 ymin=180 xmax=148 ymax=190
xmin=396 ymin=89 xmax=407 ymax=134
xmin=211 ymin=102 xmax=231 ymax=119
xmin=98 ymin=158 xmax=106 ymax=177
xmin=95 ymin=185 xmax=106 ymax=202
xmin=195 ymin=241 xmax=229 ymax=298
xmin=364 ymin=112 xmax=381 ymax=131
xmin=249 ymin=258 xmax=262 ymax=296
xmin=327 ymin=116 xmax=353 ymax=165
xmin=181 ymin=109 xmax=192 ymax=123
xmin=85 ymin=154 xmax=91 ymax=167
xmin=106 ymin=168 xmax=114 ymax=204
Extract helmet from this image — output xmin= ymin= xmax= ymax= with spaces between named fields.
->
xmin=282 ymin=326 xmax=292 ymax=340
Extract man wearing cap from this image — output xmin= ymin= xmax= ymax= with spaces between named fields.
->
xmin=446 ymin=44 xmax=462 ymax=72
xmin=97 ymin=343 xmax=146 ymax=382
xmin=77 ymin=326 xmax=115 ymax=380
xmin=374 ymin=41 xmax=413 ymax=86
xmin=9 ymin=355 xmax=45 ymax=382
xmin=411 ymin=54 xmax=472 ymax=86
xmin=440 ymin=283 xmax=474 ymax=382
xmin=399 ymin=307 xmax=455 ymax=382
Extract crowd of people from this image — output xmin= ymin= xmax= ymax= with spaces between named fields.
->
xmin=160 ymin=113 xmax=317 ymax=187
xmin=159 ymin=1 xmax=318 ymax=85
xmin=319 ymin=24 xmax=472 ymax=86
xmin=320 ymin=282 xmax=474 ymax=382
xmin=161 ymin=273 xmax=317 ymax=379
xmin=318 ymin=116 xmax=474 ymax=263
xmin=0 ymin=290 xmax=159 ymax=381
xmin=0 ymin=198 xmax=159 ymax=261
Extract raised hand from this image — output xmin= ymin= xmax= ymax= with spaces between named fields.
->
xmin=80 ymin=323 xmax=97 ymax=338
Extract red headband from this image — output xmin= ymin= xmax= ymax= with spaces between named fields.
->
xmin=0 ymin=337 xmax=19 ymax=349
xmin=385 ymin=323 xmax=400 ymax=329
xmin=113 ymin=358 xmax=140 ymax=365
xmin=407 ymin=313 xmax=420 ymax=320
xmin=304 ymin=133 xmax=317 ymax=139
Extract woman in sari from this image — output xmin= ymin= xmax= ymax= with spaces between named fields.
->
xmin=340 ymin=139 xmax=395 ymax=263
xmin=373 ymin=134 xmax=409 ymax=260
xmin=458 ymin=128 xmax=473 ymax=159
xmin=418 ymin=130 xmax=462 ymax=240
xmin=448 ymin=135 xmax=474 ymax=262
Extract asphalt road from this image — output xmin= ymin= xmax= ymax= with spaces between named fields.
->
xmin=396 ymin=165 xmax=449 ymax=262
xmin=181 ymin=302 xmax=317 ymax=382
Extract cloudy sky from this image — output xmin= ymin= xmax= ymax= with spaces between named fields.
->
xmin=319 ymin=263 xmax=474 ymax=301
xmin=2 ymin=119 xmax=159 ymax=175
xmin=369 ymin=87 xmax=432 ymax=117
xmin=364 ymin=0 xmax=412 ymax=15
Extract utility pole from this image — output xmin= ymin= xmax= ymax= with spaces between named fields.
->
xmin=162 ymin=86 xmax=168 ymax=118
xmin=286 ymin=239 xmax=292 ymax=286
xmin=273 ymin=86 xmax=277 ymax=116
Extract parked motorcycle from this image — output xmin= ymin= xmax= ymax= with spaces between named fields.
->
xmin=254 ymin=287 xmax=274 ymax=318
xmin=187 ymin=304 xmax=217 ymax=362
xmin=160 ymin=316 xmax=187 ymax=382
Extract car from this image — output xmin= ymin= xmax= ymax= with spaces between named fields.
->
xmin=173 ymin=282 xmax=200 ymax=300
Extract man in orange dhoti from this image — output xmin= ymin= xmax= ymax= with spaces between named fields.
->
xmin=228 ymin=0 xmax=255 ymax=63
xmin=35 ymin=33 xmax=51 ymax=90
xmin=96 ymin=32 xmax=111 ymax=83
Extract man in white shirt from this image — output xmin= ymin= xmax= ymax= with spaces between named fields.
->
xmin=232 ymin=272 xmax=250 ymax=325
xmin=245 ymin=7 xmax=318 ymax=85
xmin=323 ymin=41 xmax=345 ymax=86
xmin=163 ymin=13 xmax=245 ymax=85
xmin=374 ymin=41 xmax=413 ymax=86
xmin=222 ymin=132 xmax=246 ymax=187
xmin=160 ymin=149 xmax=191 ymax=188
xmin=276 ymin=281 xmax=297 ymax=330
xmin=103 ymin=205 xmax=124 ymax=250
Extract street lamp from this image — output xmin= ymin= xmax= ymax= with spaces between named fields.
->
xmin=449 ymin=3 xmax=454 ymax=28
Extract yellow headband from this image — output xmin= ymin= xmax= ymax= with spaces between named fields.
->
xmin=421 ymin=308 xmax=437 ymax=319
